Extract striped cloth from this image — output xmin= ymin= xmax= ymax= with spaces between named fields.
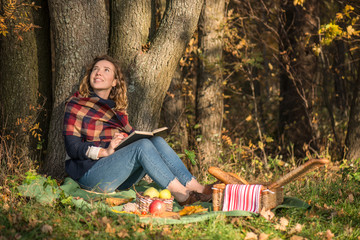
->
xmin=222 ymin=184 xmax=262 ymax=213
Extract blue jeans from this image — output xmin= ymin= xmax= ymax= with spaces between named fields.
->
xmin=78 ymin=136 xmax=194 ymax=193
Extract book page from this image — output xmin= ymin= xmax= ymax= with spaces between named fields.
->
xmin=115 ymin=127 xmax=168 ymax=150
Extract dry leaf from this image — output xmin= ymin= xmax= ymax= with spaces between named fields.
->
xmin=260 ymin=208 xmax=275 ymax=221
xmin=105 ymin=197 xmax=134 ymax=207
xmin=117 ymin=229 xmax=130 ymax=238
xmin=105 ymin=223 xmax=115 ymax=235
xmin=289 ymin=223 xmax=303 ymax=234
xmin=259 ymin=232 xmax=269 ymax=240
xmin=178 ymin=206 xmax=208 ymax=216
xmin=348 ymin=194 xmax=354 ymax=203
xmin=162 ymin=227 xmax=172 ymax=236
xmin=2 ymin=203 xmax=10 ymax=212
xmin=14 ymin=233 xmax=21 ymax=240
xmin=290 ymin=236 xmax=305 ymax=240
xmin=275 ymin=224 xmax=286 ymax=231
xmin=101 ymin=216 xmax=111 ymax=225
xmin=41 ymin=224 xmax=53 ymax=234
xmin=279 ymin=217 xmax=289 ymax=228
xmin=245 ymin=232 xmax=258 ymax=240
xmin=326 ymin=229 xmax=334 ymax=240
xmin=275 ymin=217 xmax=289 ymax=231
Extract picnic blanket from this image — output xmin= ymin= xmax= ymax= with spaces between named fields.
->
xmin=17 ymin=176 xmax=310 ymax=225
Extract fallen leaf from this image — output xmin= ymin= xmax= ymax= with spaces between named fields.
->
xmin=231 ymin=217 xmax=241 ymax=226
xmin=290 ymin=236 xmax=305 ymax=240
xmin=260 ymin=208 xmax=275 ymax=221
xmin=162 ymin=227 xmax=172 ymax=236
xmin=289 ymin=223 xmax=303 ymax=234
xmin=117 ymin=229 xmax=129 ymax=238
xmin=105 ymin=197 xmax=134 ymax=207
xmin=326 ymin=229 xmax=334 ymax=240
xmin=259 ymin=232 xmax=269 ymax=240
xmin=245 ymin=232 xmax=258 ymax=240
xmin=275 ymin=223 xmax=286 ymax=231
xmin=41 ymin=224 xmax=53 ymax=234
xmin=279 ymin=217 xmax=289 ymax=228
xmin=2 ymin=203 xmax=9 ymax=211
xmin=347 ymin=194 xmax=354 ymax=203
xmin=178 ymin=206 xmax=208 ymax=216
xmin=101 ymin=216 xmax=111 ymax=225
xmin=105 ymin=223 xmax=115 ymax=235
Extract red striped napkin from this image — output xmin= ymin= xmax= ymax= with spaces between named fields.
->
xmin=222 ymin=184 xmax=262 ymax=213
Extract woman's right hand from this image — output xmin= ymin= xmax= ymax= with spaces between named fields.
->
xmin=98 ymin=133 xmax=128 ymax=158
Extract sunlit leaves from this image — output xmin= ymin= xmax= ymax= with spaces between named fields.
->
xmin=319 ymin=22 xmax=343 ymax=45
xmin=293 ymin=0 xmax=305 ymax=7
xmin=0 ymin=0 xmax=40 ymax=40
xmin=319 ymin=5 xmax=359 ymax=46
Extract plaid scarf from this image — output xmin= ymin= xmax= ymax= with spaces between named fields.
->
xmin=63 ymin=92 xmax=133 ymax=148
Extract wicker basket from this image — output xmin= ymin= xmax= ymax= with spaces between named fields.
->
xmin=210 ymin=158 xmax=330 ymax=211
xmin=136 ymin=192 xmax=174 ymax=213
xmin=212 ymin=183 xmax=284 ymax=211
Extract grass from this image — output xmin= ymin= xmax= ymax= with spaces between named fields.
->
xmin=0 ymin=162 xmax=359 ymax=240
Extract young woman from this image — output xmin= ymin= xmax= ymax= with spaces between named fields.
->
xmin=63 ymin=55 xmax=212 ymax=205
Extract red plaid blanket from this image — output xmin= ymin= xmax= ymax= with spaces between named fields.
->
xmin=63 ymin=92 xmax=133 ymax=147
xmin=222 ymin=184 xmax=262 ymax=213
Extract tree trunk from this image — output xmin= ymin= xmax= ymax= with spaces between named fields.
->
xmin=44 ymin=1 xmax=109 ymax=179
xmin=110 ymin=0 xmax=204 ymax=131
xmin=162 ymin=65 xmax=189 ymax=156
xmin=0 ymin=0 xmax=50 ymax=160
xmin=196 ymin=0 xmax=225 ymax=176
xmin=278 ymin=0 xmax=319 ymax=157
xmin=345 ymin=67 xmax=360 ymax=161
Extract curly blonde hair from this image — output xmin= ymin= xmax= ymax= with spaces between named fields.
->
xmin=79 ymin=55 xmax=128 ymax=111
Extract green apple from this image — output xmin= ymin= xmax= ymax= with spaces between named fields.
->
xmin=143 ymin=187 xmax=159 ymax=198
xmin=159 ymin=189 xmax=172 ymax=199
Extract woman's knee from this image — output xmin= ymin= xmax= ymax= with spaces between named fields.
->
xmin=134 ymin=138 xmax=155 ymax=151
xmin=150 ymin=136 xmax=166 ymax=146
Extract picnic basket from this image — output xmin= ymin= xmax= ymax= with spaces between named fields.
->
xmin=136 ymin=192 xmax=174 ymax=213
xmin=209 ymin=158 xmax=330 ymax=211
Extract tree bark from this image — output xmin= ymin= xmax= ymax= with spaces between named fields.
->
xmin=278 ymin=0 xmax=319 ymax=157
xmin=44 ymin=1 xmax=109 ymax=179
xmin=196 ymin=0 xmax=225 ymax=174
xmin=0 ymin=0 xmax=51 ymax=160
xmin=162 ymin=65 xmax=189 ymax=155
xmin=110 ymin=0 xmax=204 ymax=131
xmin=345 ymin=67 xmax=360 ymax=161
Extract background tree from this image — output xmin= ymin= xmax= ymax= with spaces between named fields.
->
xmin=43 ymin=0 xmax=109 ymax=179
xmin=0 ymin=0 xmax=50 ymax=160
xmin=278 ymin=0 xmax=320 ymax=157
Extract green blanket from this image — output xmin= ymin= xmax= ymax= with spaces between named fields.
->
xmin=17 ymin=176 xmax=310 ymax=225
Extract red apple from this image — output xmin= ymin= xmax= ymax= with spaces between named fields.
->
xmin=149 ymin=200 xmax=166 ymax=215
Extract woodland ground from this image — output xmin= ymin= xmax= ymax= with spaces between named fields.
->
xmin=0 ymin=158 xmax=359 ymax=240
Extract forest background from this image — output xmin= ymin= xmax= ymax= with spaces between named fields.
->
xmin=0 ymin=0 xmax=360 ymax=192
xmin=0 ymin=0 xmax=360 ymax=239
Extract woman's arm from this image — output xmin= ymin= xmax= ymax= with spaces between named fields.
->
xmin=65 ymin=133 xmax=128 ymax=160
xmin=64 ymin=135 xmax=95 ymax=160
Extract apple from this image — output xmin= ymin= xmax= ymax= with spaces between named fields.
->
xmin=149 ymin=200 xmax=166 ymax=215
xmin=159 ymin=189 xmax=172 ymax=199
xmin=143 ymin=187 xmax=159 ymax=198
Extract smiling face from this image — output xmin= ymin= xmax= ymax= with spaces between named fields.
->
xmin=89 ymin=60 xmax=117 ymax=99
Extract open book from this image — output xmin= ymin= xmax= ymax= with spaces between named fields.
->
xmin=115 ymin=127 xmax=168 ymax=150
